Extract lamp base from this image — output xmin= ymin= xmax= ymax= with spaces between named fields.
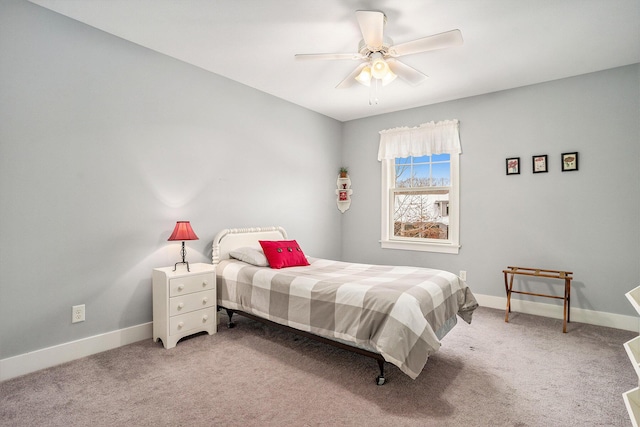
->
xmin=173 ymin=241 xmax=190 ymax=272
xmin=173 ymin=260 xmax=190 ymax=272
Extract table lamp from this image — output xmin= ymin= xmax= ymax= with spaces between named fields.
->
xmin=168 ymin=221 xmax=199 ymax=272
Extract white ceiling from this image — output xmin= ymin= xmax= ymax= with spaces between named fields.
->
xmin=29 ymin=0 xmax=640 ymax=122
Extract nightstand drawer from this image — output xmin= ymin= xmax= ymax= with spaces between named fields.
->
xmin=169 ymin=273 xmax=214 ymax=296
xmin=169 ymin=290 xmax=216 ymax=316
xmin=169 ymin=308 xmax=216 ymax=336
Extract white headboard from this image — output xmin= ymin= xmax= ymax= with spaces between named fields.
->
xmin=212 ymin=226 xmax=287 ymax=264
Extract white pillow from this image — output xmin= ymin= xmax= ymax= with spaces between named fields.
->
xmin=229 ymin=246 xmax=269 ymax=267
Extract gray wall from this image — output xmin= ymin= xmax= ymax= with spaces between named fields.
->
xmin=0 ymin=0 xmax=342 ymax=359
xmin=341 ymin=64 xmax=640 ymax=317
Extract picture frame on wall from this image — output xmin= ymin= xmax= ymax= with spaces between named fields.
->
xmin=561 ymin=152 xmax=579 ymax=172
xmin=506 ymin=157 xmax=520 ymax=175
xmin=532 ymin=155 xmax=548 ymax=173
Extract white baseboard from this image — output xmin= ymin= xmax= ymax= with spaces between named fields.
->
xmin=0 ymin=322 xmax=153 ymax=382
xmin=475 ymin=294 xmax=639 ymax=332
xmin=1 ymin=294 xmax=638 ymax=382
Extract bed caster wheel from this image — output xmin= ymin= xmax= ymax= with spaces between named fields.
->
xmin=376 ymin=376 xmax=386 ymax=386
xmin=227 ymin=321 xmax=235 ymax=329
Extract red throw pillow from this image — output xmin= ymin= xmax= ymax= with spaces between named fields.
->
xmin=258 ymin=240 xmax=310 ymax=269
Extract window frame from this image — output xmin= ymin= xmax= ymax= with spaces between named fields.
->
xmin=380 ymin=153 xmax=460 ymax=254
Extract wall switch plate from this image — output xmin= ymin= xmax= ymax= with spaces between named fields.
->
xmin=459 ymin=270 xmax=467 ymax=281
xmin=72 ymin=304 xmax=85 ymax=323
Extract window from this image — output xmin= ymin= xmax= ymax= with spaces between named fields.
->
xmin=378 ymin=120 xmax=461 ymax=254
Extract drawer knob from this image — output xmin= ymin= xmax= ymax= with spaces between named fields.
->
xmin=202 ymin=281 xmax=208 ymax=287
xmin=177 ymin=284 xmax=185 ymax=291
xmin=177 ymin=322 xmax=184 ymax=329
xmin=202 ymin=315 xmax=209 ymax=322
xmin=202 ymin=297 xmax=208 ymax=304
xmin=177 ymin=303 xmax=184 ymax=310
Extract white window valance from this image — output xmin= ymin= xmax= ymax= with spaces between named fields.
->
xmin=377 ymin=119 xmax=461 ymax=161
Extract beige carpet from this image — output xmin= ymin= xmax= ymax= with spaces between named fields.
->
xmin=1 ymin=307 xmax=636 ymax=426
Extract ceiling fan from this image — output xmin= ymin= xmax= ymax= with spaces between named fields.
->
xmin=295 ymin=10 xmax=463 ymax=90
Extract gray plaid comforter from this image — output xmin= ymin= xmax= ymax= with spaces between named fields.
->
xmin=216 ymin=257 xmax=478 ymax=379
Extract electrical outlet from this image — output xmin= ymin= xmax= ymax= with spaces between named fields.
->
xmin=72 ymin=304 xmax=85 ymax=323
xmin=459 ymin=270 xmax=467 ymax=281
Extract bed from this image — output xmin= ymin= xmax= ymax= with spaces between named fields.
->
xmin=212 ymin=226 xmax=478 ymax=385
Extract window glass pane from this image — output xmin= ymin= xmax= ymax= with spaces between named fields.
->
xmin=411 ymin=164 xmax=431 ymax=187
xmin=394 ymin=154 xmax=452 ymax=189
xmin=431 ymin=153 xmax=450 ymax=162
xmin=431 ymin=162 xmax=450 ymax=186
xmin=393 ymin=189 xmax=449 ymax=240
xmin=412 ymin=155 xmax=430 ymax=163
xmin=395 ymin=164 xmax=411 ymax=187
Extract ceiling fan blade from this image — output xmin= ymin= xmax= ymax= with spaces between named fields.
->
xmin=389 ymin=29 xmax=463 ymax=57
xmin=295 ymin=53 xmax=363 ymax=61
xmin=386 ymin=58 xmax=428 ymax=86
xmin=355 ymin=10 xmax=385 ymax=50
xmin=336 ymin=63 xmax=368 ymax=89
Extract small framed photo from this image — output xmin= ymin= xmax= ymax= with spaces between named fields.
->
xmin=506 ymin=157 xmax=520 ymax=175
xmin=561 ymin=152 xmax=578 ymax=172
xmin=532 ymin=155 xmax=548 ymax=173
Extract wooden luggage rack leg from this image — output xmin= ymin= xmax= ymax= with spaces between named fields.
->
xmin=504 ymin=269 xmax=514 ymax=322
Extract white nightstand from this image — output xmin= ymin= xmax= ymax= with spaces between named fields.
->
xmin=152 ymin=263 xmax=217 ymax=349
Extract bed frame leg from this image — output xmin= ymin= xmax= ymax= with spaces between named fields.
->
xmin=376 ymin=359 xmax=386 ymax=386
xmin=224 ymin=308 xmax=236 ymax=328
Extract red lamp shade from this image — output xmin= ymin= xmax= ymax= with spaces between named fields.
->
xmin=168 ymin=221 xmax=199 ymax=241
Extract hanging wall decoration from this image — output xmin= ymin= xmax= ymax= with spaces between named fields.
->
xmin=336 ymin=167 xmax=352 ymax=213
xmin=506 ymin=157 xmax=520 ymax=175
xmin=532 ymin=155 xmax=548 ymax=173
xmin=561 ymin=152 xmax=578 ymax=172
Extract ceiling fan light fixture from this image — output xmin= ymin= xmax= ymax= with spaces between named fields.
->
xmin=355 ymin=54 xmax=396 ymax=87
xmin=381 ymin=69 xmax=397 ymax=86
xmin=355 ymin=66 xmax=372 ymax=86
xmin=370 ymin=52 xmax=390 ymax=79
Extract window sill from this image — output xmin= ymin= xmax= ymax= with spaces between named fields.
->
xmin=380 ymin=239 xmax=460 ymax=254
